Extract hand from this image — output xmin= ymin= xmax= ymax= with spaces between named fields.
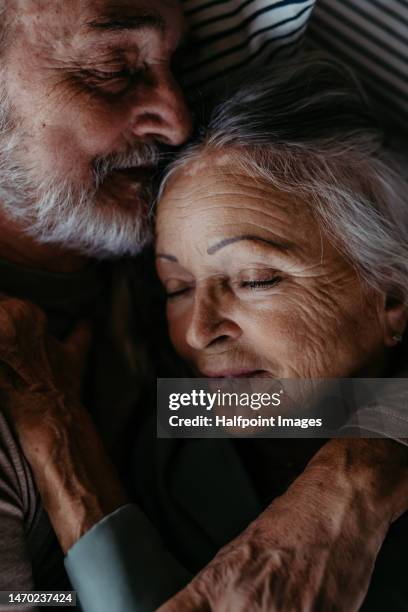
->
xmin=158 ymin=439 xmax=408 ymax=612
xmin=0 ymin=296 xmax=127 ymax=552
xmin=0 ymin=295 xmax=91 ymax=434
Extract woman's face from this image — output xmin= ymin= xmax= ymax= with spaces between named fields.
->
xmin=156 ymin=155 xmax=388 ymax=379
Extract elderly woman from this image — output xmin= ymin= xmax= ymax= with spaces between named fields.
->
xmin=1 ymin=59 xmax=408 ymax=612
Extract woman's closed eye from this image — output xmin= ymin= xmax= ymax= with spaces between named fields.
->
xmin=165 ymin=274 xmax=283 ymax=298
xmin=238 ymin=271 xmax=283 ymax=291
xmin=165 ymin=280 xmax=194 ymax=299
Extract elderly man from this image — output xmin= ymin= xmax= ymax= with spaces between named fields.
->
xmin=0 ymin=2 xmax=407 ymax=612
xmin=0 ymin=0 xmax=191 ymax=594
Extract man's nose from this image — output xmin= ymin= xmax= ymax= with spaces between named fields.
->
xmin=129 ymin=68 xmax=192 ymax=146
xmin=186 ymin=288 xmax=241 ymax=351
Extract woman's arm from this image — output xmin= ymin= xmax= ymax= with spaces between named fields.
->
xmin=13 ymin=404 xmax=408 ymax=612
xmin=2 ymin=296 xmax=408 ymax=612
xmin=19 ymin=421 xmax=408 ymax=612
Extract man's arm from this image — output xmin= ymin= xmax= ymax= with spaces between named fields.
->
xmin=9 ymin=404 xmax=408 ymax=612
xmin=2 ymin=297 xmax=408 ymax=611
xmin=158 ymin=437 xmax=408 ymax=612
xmin=20 ymin=403 xmax=190 ymax=612
xmin=20 ymin=391 xmax=408 ymax=612
xmin=29 ymin=426 xmax=408 ymax=612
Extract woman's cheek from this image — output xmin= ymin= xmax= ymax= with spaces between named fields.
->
xmin=167 ymin=304 xmax=191 ymax=359
xmin=243 ymin=305 xmax=309 ymax=374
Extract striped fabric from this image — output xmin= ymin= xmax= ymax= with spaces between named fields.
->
xmin=306 ymin=0 xmax=408 ymax=133
xmin=181 ymin=0 xmax=408 ymax=134
xmin=181 ymin=0 xmax=315 ymax=89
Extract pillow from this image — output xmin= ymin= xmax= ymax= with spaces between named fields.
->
xmin=307 ymin=0 xmax=408 ymax=134
xmin=181 ymin=0 xmax=316 ymax=89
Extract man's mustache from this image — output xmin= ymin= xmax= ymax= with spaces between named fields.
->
xmin=93 ymin=143 xmax=160 ymax=186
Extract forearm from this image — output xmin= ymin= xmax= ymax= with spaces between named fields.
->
xmin=15 ymin=401 xmax=192 ymax=611
xmin=14 ymin=396 xmax=128 ymax=553
xmin=246 ymin=437 xmax=408 ymax=565
xmin=304 ymin=438 xmax=408 ymax=523
xmin=157 ymin=439 xmax=406 ymax=612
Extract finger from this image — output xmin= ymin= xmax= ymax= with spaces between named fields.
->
xmin=0 ymin=294 xmax=43 ymax=314
xmin=0 ymin=297 xmax=46 ymax=340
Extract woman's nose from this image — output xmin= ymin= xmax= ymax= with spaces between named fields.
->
xmin=129 ymin=68 xmax=192 ymax=146
xmin=186 ymin=289 xmax=241 ymax=351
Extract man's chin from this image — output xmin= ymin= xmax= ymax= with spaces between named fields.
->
xmin=89 ymin=198 xmax=152 ymax=258
xmin=26 ymin=187 xmax=153 ymax=259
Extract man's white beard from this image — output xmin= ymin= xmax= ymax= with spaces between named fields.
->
xmin=0 ymin=92 xmax=159 ymax=259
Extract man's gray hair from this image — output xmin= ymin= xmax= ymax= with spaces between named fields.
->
xmin=160 ymin=57 xmax=408 ymax=303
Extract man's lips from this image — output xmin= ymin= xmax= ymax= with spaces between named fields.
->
xmin=99 ymin=166 xmax=156 ymax=209
xmin=110 ymin=166 xmax=155 ymax=182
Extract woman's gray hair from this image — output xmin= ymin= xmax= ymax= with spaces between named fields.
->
xmin=159 ymin=57 xmax=408 ymax=303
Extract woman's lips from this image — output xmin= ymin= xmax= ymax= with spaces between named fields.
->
xmin=198 ymin=368 xmax=270 ymax=378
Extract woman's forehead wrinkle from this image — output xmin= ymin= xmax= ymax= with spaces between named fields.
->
xmin=160 ymin=180 xmax=318 ymax=257
xmin=158 ymin=157 xmax=330 ymax=264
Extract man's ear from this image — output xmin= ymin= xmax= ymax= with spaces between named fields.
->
xmin=380 ymin=293 xmax=408 ymax=347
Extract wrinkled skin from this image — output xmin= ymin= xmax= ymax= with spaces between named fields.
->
xmin=157 ymin=466 xmax=389 ymax=612
xmin=0 ymin=3 xmax=403 ymax=611
xmin=155 ymin=153 xmax=408 ymax=612
xmin=0 ymin=296 xmax=127 ymax=551
xmin=0 ymin=297 xmax=88 ymax=429
xmin=1 ymin=152 xmax=408 ymax=610
xmin=1 ymin=292 xmax=407 ymax=610
xmin=0 ymin=295 xmax=93 ymax=466
xmin=5 ymin=0 xmax=190 ymax=185
xmin=157 ymin=434 xmax=408 ymax=612
xmin=156 ymin=154 xmax=405 ymax=380
xmin=0 ymin=0 xmax=192 ymax=268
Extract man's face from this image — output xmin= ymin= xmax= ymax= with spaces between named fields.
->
xmin=0 ymin=0 xmax=191 ymax=257
xmin=156 ymin=154 xmax=388 ymax=379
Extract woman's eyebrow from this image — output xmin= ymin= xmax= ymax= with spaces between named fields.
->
xmin=207 ymin=235 xmax=293 ymax=256
xmin=156 ymin=236 xmax=293 ymax=263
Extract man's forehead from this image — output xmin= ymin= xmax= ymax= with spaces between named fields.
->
xmin=12 ymin=0 xmax=181 ymax=31
xmin=86 ymin=0 xmax=178 ymax=18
